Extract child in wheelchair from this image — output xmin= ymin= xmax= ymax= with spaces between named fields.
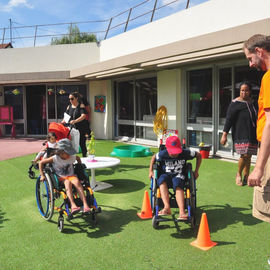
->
xmin=32 ymin=132 xmax=58 ymax=164
xmin=39 ymin=138 xmax=91 ymax=214
xmin=149 ymin=136 xmax=202 ymax=220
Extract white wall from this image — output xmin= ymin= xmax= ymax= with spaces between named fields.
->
xmin=0 ymin=43 xmax=100 ymax=74
xmin=157 ymin=69 xmax=181 ymax=131
xmin=100 ymin=0 xmax=270 ymax=61
xmin=89 ymin=80 xmax=112 ymax=140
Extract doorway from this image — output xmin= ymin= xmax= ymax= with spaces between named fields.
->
xmin=26 ymin=85 xmax=47 ymax=135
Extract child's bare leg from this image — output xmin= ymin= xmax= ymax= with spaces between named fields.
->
xmin=175 ymin=187 xmax=187 ymax=218
xmin=71 ymin=178 xmax=90 ymax=210
xmin=64 ymin=180 xmax=78 ymax=210
xmin=159 ymin=182 xmax=171 ymax=215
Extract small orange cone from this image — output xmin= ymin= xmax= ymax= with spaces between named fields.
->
xmin=137 ymin=190 xmax=152 ymax=219
xmin=190 ymin=213 xmax=217 ymax=251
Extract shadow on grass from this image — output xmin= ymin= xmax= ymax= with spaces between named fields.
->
xmin=93 ymin=164 xmax=149 ymax=177
xmin=95 ymin=179 xmax=146 ymax=194
xmin=0 ymin=208 xmax=8 ymax=228
xmin=52 ymin=205 xmax=140 ymax=237
xmin=151 ymin=214 xmax=198 ymax=239
xmin=158 ymin=203 xmax=261 ymax=243
xmin=198 ymin=203 xmax=262 ymax=233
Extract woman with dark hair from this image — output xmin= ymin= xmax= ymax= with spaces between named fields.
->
xmin=220 ymin=81 xmax=258 ymax=186
xmin=62 ymin=92 xmax=90 ymax=157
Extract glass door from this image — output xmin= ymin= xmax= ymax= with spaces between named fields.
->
xmin=186 ymin=68 xmax=213 ymax=148
xmin=217 ymin=67 xmax=233 ymax=154
xmin=26 ymin=85 xmax=47 ymax=135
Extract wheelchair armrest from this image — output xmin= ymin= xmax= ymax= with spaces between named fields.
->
xmin=44 ymin=163 xmax=55 ymax=174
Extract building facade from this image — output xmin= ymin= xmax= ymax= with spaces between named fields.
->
xmin=0 ymin=0 xmax=269 ymax=159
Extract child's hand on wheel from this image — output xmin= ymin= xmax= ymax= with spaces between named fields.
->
xmin=194 ymin=171 xmax=199 ymax=179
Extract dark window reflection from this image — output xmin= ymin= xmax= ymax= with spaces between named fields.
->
xmin=234 ymin=66 xmax=264 ymax=110
xmin=219 ymin=68 xmax=232 ymax=118
xmin=135 ymin=78 xmax=157 ymax=121
xmin=47 ymin=86 xmax=56 ymax=119
xmin=4 ymin=86 xmax=23 ymax=119
xmin=118 ymin=125 xmax=134 ymax=137
xmin=56 ymin=85 xmax=87 ymax=119
xmin=118 ymin=81 xmax=134 ymax=120
xmin=187 ymin=68 xmax=212 ymax=124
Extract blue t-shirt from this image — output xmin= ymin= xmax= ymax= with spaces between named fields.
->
xmin=155 ymin=149 xmax=196 ymax=180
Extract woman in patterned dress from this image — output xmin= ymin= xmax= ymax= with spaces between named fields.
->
xmin=221 ymin=82 xmax=258 ymax=186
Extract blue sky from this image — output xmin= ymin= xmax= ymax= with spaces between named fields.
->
xmin=0 ymin=0 xmax=208 ymax=47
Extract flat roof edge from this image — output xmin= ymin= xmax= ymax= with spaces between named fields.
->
xmin=70 ymin=18 xmax=270 ymax=79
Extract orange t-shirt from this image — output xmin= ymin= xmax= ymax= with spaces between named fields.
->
xmin=257 ymin=70 xmax=270 ymax=142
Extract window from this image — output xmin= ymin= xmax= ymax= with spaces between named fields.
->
xmin=4 ymin=86 xmax=23 ymax=119
xmin=115 ymin=76 xmax=157 ymax=141
xmin=52 ymin=84 xmax=87 ymax=119
xmin=118 ymin=81 xmax=134 ymax=120
xmin=187 ymin=68 xmax=212 ymax=124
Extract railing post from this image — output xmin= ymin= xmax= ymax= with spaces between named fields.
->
xmin=104 ymin=18 xmax=112 ymax=40
xmin=2 ymin=28 xmax=5 ymax=45
xmin=186 ymin=0 xmax=190 ymax=9
xmin=9 ymin=18 xmax=12 ymax=44
xmin=33 ymin=25 xmax=38 ymax=47
xmin=150 ymin=0 xmax=158 ymax=22
xmin=69 ymin=23 xmax=73 ymax=43
xmin=124 ymin=8 xmax=132 ymax=32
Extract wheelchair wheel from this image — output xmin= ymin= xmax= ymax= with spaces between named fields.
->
xmin=91 ymin=209 xmax=97 ymax=225
xmin=36 ymin=173 xmax=55 ymax=221
xmin=152 ymin=216 xmax=159 ymax=229
xmin=58 ymin=216 xmax=64 ymax=232
xmin=189 ymin=169 xmax=197 ymax=210
xmin=187 ymin=163 xmax=197 ymax=227
xmin=28 ymin=169 xmax=36 ymax=179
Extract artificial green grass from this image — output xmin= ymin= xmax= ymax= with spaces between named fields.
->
xmin=0 ymin=140 xmax=269 ymax=269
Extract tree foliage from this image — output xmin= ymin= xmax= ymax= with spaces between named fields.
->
xmin=51 ymin=25 xmax=97 ymax=45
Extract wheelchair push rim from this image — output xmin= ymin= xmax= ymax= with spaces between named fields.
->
xmin=36 ymin=173 xmax=55 ymax=221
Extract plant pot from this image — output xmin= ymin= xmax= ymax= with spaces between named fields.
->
xmin=199 ymin=145 xmax=211 ymax=159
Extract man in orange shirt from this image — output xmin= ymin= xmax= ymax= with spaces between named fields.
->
xmin=243 ymin=34 xmax=270 ymax=222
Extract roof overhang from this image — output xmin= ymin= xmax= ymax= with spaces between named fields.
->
xmin=0 ymin=71 xmax=81 ymax=85
xmin=70 ymin=18 xmax=270 ymax=80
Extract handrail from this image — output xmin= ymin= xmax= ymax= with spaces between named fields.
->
xmin=0 ymin=0 xmax=195 ymax=47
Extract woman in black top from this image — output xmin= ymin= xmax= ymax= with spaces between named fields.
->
xmin=220 ymin=82 xmax=258 ymax=186
xmin=62 ymin=92 xmax=90 ymax=157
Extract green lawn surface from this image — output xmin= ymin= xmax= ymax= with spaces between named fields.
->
xmin=0 ymin=140 xmax=269 ymax=270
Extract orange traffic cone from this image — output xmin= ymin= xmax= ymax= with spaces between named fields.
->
xmin=190 ymin=213 xmax=217 ymax=251
xmin=137 ymin=190 xmax=152 ymax=219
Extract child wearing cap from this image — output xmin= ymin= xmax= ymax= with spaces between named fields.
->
xmin=39 ymin=138 xmax=91 ymax=214
xmin=149 ymin=136 xmax=202 ymax=220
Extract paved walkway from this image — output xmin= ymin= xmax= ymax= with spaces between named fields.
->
xmin=0 ymin=137 xmax=45 ymax=161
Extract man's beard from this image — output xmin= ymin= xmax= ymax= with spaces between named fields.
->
xmin=254 ymin=57 xmax=265 ymax=71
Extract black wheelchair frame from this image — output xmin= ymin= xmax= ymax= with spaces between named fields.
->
xmin=28 ymin=147 xmax=57 ymax=179
xmin=35 ymin=163 xmax=101 ymax=232
xmin=150 ymin=162 xmax=197 ymax=229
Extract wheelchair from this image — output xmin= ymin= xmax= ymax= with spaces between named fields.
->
xmin=150 ymin=161 xmax=197 ymax=230
xmin=28 ymin=147 xmax=57 ymax=179
xmin=35 ymin=162 xmax=101 ymax=232
xmin=28 ymin=122 xmax=74 ymax=180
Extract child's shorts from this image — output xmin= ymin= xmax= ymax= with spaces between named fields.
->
xmin=157 ymin=174 xmax=185 ymax=191
xmin=59 ymin=175 xmax=78 ymax=182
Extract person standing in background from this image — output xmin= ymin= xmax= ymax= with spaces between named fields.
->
xmin=220 ymin=82 xmax=257 ymax=186
xmin=62 ymin=92 xmax=90 ymax=157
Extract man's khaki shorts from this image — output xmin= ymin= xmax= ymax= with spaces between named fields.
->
xmin=253 ymin=152 xmax=270 ymax=222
